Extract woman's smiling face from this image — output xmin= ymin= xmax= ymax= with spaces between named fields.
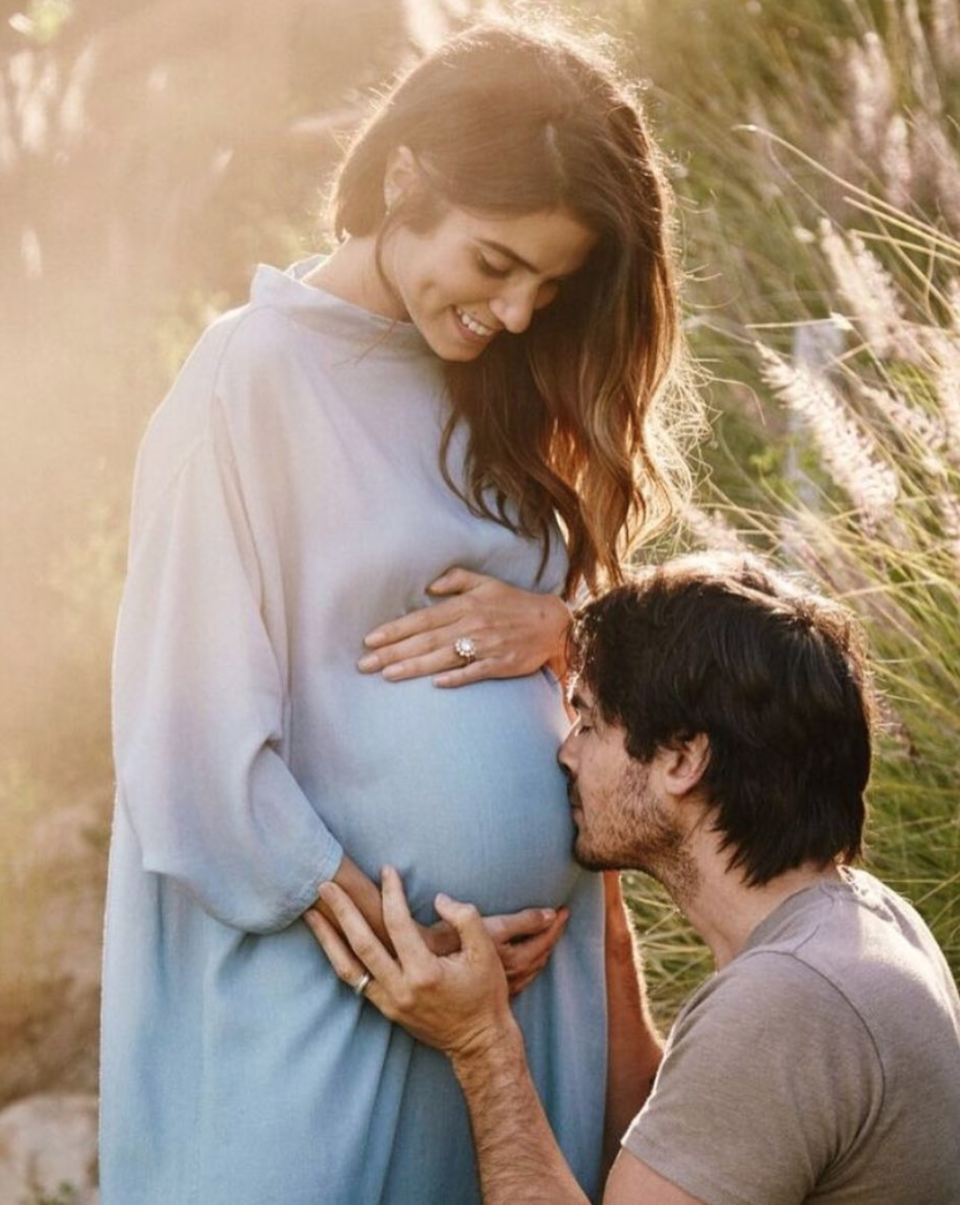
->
xmin=380 ymin=203 xmax=598 ymax=362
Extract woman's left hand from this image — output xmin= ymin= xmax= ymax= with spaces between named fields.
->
xmin=357 ymin=568 xmax=571 ymax=687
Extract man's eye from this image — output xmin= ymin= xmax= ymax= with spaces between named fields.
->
xmin=476 ymin=253 xmax=511 ymax=278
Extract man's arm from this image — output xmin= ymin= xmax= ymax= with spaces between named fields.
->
xmin=603 ymin=872 xmax=663 ymax=1170
xmin=306 ymin=869 xmax=704 ymax=1205
xmin=605 ymin=1151 xmax=709 ymax=1204
xmin=309 ymin=869 xmax=590 ymax=1204
xmin=451 ymin=1018 xmax=592 ymax=1205
xmin=452 ymin=1025 xmax=700 ymax=1205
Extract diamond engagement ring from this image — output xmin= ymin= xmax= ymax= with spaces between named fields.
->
xmin=352 ymin=970 xmax=373 ymax=997
xmin=453 ymin=636 xmax=478 ymax=665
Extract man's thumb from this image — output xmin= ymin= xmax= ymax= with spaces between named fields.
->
xmin=435 ymin=893 xmax=487 ymax=948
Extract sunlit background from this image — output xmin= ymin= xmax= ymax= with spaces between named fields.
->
xmin=2 ymin=1 xmax=959 ymax=1198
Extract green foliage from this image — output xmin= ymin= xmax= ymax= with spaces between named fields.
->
xmin=701 ymin=193 xmax=960 ymax=977
xmin=623 ymin=873 xmax=711 ymax=1032
xmin=552 ymin=0 xmax=960 ymax=1021
xmin=5 ymin=0 xmax=959 ymax=1036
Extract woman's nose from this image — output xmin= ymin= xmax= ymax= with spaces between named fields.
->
xmin=489 ymin=281 xmax=545 ymax=334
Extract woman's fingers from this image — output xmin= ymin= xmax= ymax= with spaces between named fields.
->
xmin=358 ymin=568 xmax=569 ymax=686
xmin=360 ymin=611 xmax=461 ymax=668
xmin=369 ymin=640 xmax=492 ymax=682
xmin=483 ymin=906 xmax=559 ymax=944
xmin=482 ymin=905 xmax=568 ymax=994
xmin=362 ymin=599 xmax=461 ymax=653
xmin=432 ymin=660 xmax=506 ymax=688
xmin=498 ymin=911 xmax=570 ymax=987
xmin=388 ymin=644 xmax=522 ymax=687
xmin=427 ymin=567 xmax=483 ymax=596
xmin=507 ymin=970 xmax=542 ymax=997
xmin=305 ymin=908 xmax=366 ymax=982
xmin=359 ymin=624 xmax=512 ymax=684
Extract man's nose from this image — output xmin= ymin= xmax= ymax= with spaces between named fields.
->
xmin=557 ymin=732 xmax=575 ymax=775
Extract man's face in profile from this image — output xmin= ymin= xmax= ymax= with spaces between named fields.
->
xmin=559 ymin=683 xmax=681 ymax=877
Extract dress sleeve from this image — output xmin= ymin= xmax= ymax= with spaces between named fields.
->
xmin=621 ymin=954 xmax=883 ymax=1205
xmin=112 ymin=363 xmax=343 ymax=935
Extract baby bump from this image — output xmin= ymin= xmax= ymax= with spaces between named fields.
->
xmin=294 ymin=670 xmax=579 ymax=916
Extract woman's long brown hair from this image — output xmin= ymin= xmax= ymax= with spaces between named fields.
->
xmin=333 ymin=19 xmax=701 ymax=595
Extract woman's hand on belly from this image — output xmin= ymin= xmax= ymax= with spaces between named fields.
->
xmin=357 ymin=568 xmax=572 ymax=687
xmin=424 ymin=903 xmax=570 ymax=997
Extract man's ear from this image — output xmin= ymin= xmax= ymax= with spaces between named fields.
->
xmin=383 ymin=146 xmax=419 ymax=210
xmin=661 ymin=732 xmax=710 ymax=798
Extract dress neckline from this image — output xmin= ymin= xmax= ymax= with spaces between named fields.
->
xmin=250 ymin=255 xmax=432 ymax=359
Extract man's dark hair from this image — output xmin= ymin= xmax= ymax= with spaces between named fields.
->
xmin=569 ymin=553 xmax=875 ymax=886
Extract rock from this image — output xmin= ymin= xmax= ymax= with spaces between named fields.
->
xmin=0 ymin=1092 xmax=99 ymax=1204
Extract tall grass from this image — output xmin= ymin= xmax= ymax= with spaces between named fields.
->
xmin=694 ymin=196 xmax=960 ymax=956
xmin=608 ymin=0 xmax=960 ymax=1024
xmin=6 ymin=0 xmax=958 ymax=1038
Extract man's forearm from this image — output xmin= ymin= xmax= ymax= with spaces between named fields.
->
xmin=451 ymin=1018 xmax=591 ymax=1205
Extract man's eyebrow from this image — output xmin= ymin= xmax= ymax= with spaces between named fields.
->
xmin=569 ymin=689 xmax=593 ymax=717
xmin=477 ymin=238 xmax=541 ymax=275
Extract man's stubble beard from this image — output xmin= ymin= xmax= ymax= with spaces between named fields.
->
xmin=569 ymin=765 xmax=699 ymax=904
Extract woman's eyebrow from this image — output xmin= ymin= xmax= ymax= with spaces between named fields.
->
xmin=476 ymin=238 xmax=541 ymax=274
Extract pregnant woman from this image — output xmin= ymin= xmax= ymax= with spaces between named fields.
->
xmin=100 ymin=18 xmax=695 ymax=1205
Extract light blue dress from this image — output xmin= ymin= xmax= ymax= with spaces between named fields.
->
xmin=101 ymin=259 xmax=607 ymax=1204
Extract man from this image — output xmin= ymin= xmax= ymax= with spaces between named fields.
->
xmin=307 ymin=553 xmax=960 ymax=1204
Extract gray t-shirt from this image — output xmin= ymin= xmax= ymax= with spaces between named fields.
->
xmin=623 ymin=869 xmax=960 ymax=1204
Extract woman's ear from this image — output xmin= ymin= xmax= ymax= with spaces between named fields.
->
xmin=383 ymin=146 xmax=419 ymax=211
xmin=661 ymin=732 xmax=710 ymax=798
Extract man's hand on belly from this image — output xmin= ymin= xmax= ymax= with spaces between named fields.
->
xmin=306 ymin=867 xmax=516 ymax=1055
xmin=424 ymin=904 xmax=570 ymax=996
xmin=319 ymin=859 xmax=569 ymax=998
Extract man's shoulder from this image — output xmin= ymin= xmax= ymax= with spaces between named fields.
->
xmin=741 ymin=871 xmax=957 ymax=1020
xmin=625 ymin=875 xmax=960 ymax=1205
xmin=682 ymin=870 xmax=960 ymax=1094
xmin=678 ymin=940 xmax=867 ymax=1046
xmin=621 ymin=941 xmax=879 ymax=1205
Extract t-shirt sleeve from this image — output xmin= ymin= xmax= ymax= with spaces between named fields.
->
xmin=622 ymin=953 xmax=884 ymax=1205
xmin=112 ymin=331 xmax=343 ymax=934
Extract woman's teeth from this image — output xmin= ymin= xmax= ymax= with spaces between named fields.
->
xmin=456 ymin=308 xmax=495 ymax=338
